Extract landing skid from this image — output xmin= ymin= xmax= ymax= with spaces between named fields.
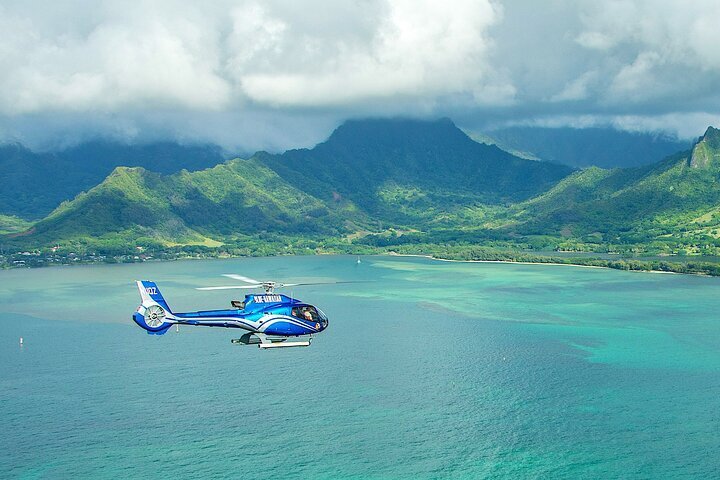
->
xmin=258 ymin=340 xmax=311 ymax=349
xmin=231 ymin=333 xmax=313 ymax=349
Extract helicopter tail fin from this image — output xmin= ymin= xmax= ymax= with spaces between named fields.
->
xmin=133 ymin=281 xmax=174 ymax=335
xmin=137 ymin=280 xmax=172 ymax=312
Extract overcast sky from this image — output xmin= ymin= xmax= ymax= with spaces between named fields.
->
xmin=2 ymin=0 xmax=720 ymax=152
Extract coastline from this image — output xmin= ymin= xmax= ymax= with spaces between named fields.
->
xmin=2 ymin=246 xmax=718 ymax=277
xmin=385 ymin=252 xmax=686 ymax=275
xmin=389 ymin=251 xmax=608 ymax=269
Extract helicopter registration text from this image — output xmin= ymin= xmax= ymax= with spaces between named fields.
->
xmin=253 ymin=295 xmax=282 ymax=303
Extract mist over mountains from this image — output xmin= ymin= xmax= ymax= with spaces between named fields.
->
xmin=480 ymin=126 xmax=691 ymax=168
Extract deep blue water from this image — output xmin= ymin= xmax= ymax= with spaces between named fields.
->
xmin=1 ymin=256 xmax=719 ymax=478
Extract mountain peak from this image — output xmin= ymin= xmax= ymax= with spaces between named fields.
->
xmin=690 ymin=126 xmax=720 ymax=168
xmin=324 ymin=117 xmax=468 ymax=149
xmin=701 ymin=126 xmax=720 ymax=144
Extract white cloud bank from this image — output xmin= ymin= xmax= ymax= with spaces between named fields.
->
xmin=1 ymin=0 xmax=720 ymax=150
xmin=0 ymin=0 xmax=506 ymax=114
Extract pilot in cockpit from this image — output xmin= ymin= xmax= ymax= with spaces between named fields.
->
xmin=292 ymin=306 xmax=316 ymax=321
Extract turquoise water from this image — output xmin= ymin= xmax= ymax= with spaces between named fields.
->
xmin=1 ymin=255 xmax=719 ymax=478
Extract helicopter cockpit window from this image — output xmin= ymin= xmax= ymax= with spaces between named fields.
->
xmin=292 ymin=305 xmax=318 ymax=322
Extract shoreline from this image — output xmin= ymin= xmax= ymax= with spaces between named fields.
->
xmin=2 ymin=248 xmax=717 ymax=277
xmin=385 ymin=252 xmax=697 ymax=276
xmin=389 ymin=252 xmax=607 ymax=269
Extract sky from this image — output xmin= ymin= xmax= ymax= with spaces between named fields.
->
xmin=2 ymin=0 xmax=720 ymax=152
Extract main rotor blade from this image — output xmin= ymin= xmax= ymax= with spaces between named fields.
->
xmin=197 ymin=280 xmax=372 ymax=291
xmin=196 ymin=285 xmax=261 ymax=291
xmin=223 ymin=274 xmax=261 ymax=284
xmin=280 ymin=281 xmax=371 ymax=287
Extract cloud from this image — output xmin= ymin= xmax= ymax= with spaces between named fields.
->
xmin=0 ymin=0 xmax=506 ymax=115
xmin=0 ymin=1 xmax=232 ymax=114
xmin=488 ymin=112 xmax=720 ymax=141
xmin=572 ymin=0 xmax=720 ymax=105
xmin=549 ymin=71 xmax=598 ymax=102
xmin=235 ymin=0 xmax=510 ymax=107
xmin=2 ymin=0 xmax=720 ymax=150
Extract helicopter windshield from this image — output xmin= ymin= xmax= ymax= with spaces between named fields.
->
xmin=292 ymin=305 xmax=318 ymax=321
xmin=316 ymin=308 xmax=329 ymax=328
xmin=291 ymin=305 xmax=328 ymax=327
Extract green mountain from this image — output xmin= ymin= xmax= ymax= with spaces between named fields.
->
xmin=502 ymin=127 xmax=720 ymax=252
xmin=258 ymin=118 xmax=573 ymax=224
xmin=7 ymin=119 xmax=720 ymax=266
xmin=26 ymin=157 xmax=365 ymax=248
xmin=12 ymin=118 xmax=572 ymax=249
xmin=0 ymin=141 xmax=226 ymax=220
xmin=479 ymin=126 xmax=690 ymax=168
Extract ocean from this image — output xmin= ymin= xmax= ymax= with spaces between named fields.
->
xmin=1 ymin=255 xmax=719 ymax=478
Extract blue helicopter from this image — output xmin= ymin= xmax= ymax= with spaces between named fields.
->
xmin=132 ymin=274 xmax=338 ymax=348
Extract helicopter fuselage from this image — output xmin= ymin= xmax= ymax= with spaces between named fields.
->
xmin=132 ymin=281 xmax=329 ymax=346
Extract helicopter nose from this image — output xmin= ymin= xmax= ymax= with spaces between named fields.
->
xmin=316 ymin=309 xmax=329 ymax=331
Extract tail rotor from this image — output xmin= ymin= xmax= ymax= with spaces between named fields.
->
xmin=144 ymin=304 xmax=167 ymax=328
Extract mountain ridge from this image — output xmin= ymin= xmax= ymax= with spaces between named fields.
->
xmin=0 ymin=141 xmax=227 ymax=220
xmin=4 ymin=117 xmax=720 ymax=266
xmin=9 ymin=118 xmax=573 ymax=246
xmin=258 ymin=118 xmax=573 ymax=222
xmin=690 ymin=126 xmax=720 ymax=168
